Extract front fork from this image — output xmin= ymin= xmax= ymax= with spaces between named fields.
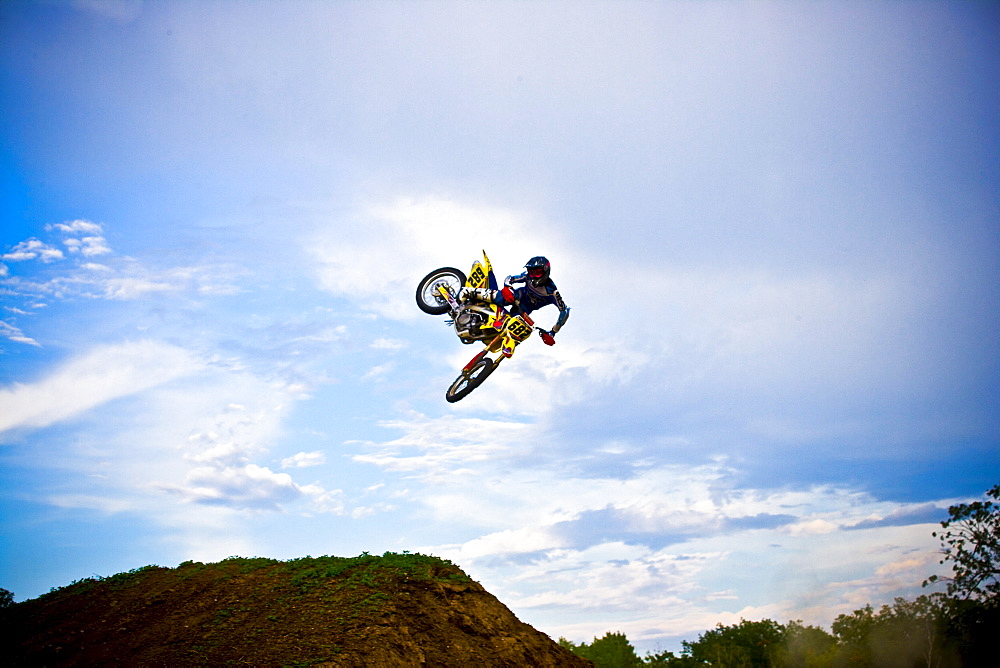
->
xmin=437 ymin=284 xmax=461 ymax=312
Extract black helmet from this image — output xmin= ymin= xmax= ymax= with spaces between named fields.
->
xmin=525 ymin=256 xmax=550 ymax=286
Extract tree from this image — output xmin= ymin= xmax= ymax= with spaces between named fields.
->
xmin=561 ymin=632 xmax=643 ymax=667
xmin=0 ymin=588 xmax=13 ymax=609
xmin=830 ymin=604 xmax=875 ymax=665
xmin=937 ymin=595 xmax=1000 ymax=667
xmin=870 ymin=596 xmax=955 ymax=668
xmin=558 ymin=636 xmax=590 ymax=659
xmin=588 ymin=631 xmax=643 ymax=667
xmin=683 ymin=619 xmax=785 ymax=667
xmin=830 ymin=596 xmax=960 ymax=668
xmin=643 ymin=648 xmax=704 ymax=667
xmin=924 ymin=482 xmax=1000 ymax=603
xmin=775 ymin=621 xmax=835 ymax=668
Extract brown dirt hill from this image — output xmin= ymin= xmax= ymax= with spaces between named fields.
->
xmin=2 ymin=552 xmax=591 ymax=667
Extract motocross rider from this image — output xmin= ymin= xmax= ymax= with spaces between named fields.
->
xmin=459 ymin=256 xmax=569 ymax=346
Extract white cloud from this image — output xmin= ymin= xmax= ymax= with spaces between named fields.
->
xmin=145 ymin=399 xmax=301 ymax=511
xmin=370 ymin=337 xmax=408 ymax=350
xmin=2 ymin=226 xmax=244 ymax=325
xmin=785 ymin=519 xmax=841 ymax=536
xmin=281 ymin=450 xmax=326 ymax=468
xmin=302 ymin=486 xmax=347 ymax=515
xmin=81 ymin=262 xmax=112 ymax=272
xmin=308 ymin=195 xmax=563 ymax=319
xmin=64 ymin=235 xmax=112 ymax=257
xmin=345 ymin=412 xmax=953 ymax=647
xmin=446 ymin=339 xmax=646 ymax=418
xmin=351 ymin=410 xmax=534 ymax=479
xmin=101 ymin=276 xmax=177 ymax=299
xmin=0 ymin=340 xmax=203 ymax=434
xmin=45 ymin=494 xmax=137 ymax=514
xmin=37 ymin=220 xmax=112 ymax=259
xmin=427 ymin=499 xmax=948 ymax=649
xmin=48 ymin=220 xmax=105 ymax=235
xmin=1 ymin=238 xmax=64 ymax=263
xmin=164 ymin=463 xmax=302 ymax=510
xmin=305 ymin=190 xmax=931 ymax=427
xmin=0 ymin=320 xmax=40 ymax=347
xmin=17 ymin=361 xmax=352 ymax=552
xmin=361 ymin=362 xmax=394 ymax=381
xmin=295 ymin=187 xmax=931 ymax=456
xmin=95 ymin=264 xmax=243 ymax=301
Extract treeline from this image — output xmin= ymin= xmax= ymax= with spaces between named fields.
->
xmin=562 ymin=595 xmax=997 ymax=667
xmin=561 ymin=483 xmax=1000 ymax=667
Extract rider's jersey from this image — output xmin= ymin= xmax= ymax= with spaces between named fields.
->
xmin=504 ymin=272 xmax=570 ymax=333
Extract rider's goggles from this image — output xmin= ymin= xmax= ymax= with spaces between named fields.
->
xmin=527 ymin=267 xmax=545 ymax=278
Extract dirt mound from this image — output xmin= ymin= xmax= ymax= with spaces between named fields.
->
xmin=2 ymin=553 xmax=591 ymax=667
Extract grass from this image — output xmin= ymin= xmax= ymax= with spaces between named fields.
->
xmin=31 ymin=551 xmax=468 ymax=611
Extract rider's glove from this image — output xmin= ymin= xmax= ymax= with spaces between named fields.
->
xmin=539 ymin=330 xmax=556 ymax=346
xmin=500 ymin=286 xmax=516 ymax=304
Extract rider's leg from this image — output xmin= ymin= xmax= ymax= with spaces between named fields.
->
xmin=459 ymin=287 xmax=497 ymax=303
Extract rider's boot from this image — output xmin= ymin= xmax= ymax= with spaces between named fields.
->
xmin=459 ymin=287 xmax=496 ymax=303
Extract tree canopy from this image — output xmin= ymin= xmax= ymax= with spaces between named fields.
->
xmin=560 ymin=631 xmax=643 ymax=667
xmin=924 ymin=482 xmax=1000 ymax=603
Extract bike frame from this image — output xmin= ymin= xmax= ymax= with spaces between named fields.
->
xmin=439 ymin=251 xmax=537 ymax=372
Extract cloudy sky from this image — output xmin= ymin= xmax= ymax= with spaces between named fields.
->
xmin=1 ymin=0 xmax=997 ymax=654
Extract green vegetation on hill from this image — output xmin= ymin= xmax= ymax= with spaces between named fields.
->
xmin=45 ymin=551 xmax=470 ymax=597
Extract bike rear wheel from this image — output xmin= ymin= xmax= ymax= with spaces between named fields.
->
xmin=416 ymin=267 xmax=467 ymax=315
xmin=445 ymin=356 xmax=497 ymax=403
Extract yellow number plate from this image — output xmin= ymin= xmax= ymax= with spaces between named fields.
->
xmin=469 ymin=264 xmax=487 ymax=288
xmin=505 ymin=318 xmax=532 ymax=342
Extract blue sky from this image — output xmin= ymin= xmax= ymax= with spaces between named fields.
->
xmin=1 ymin=0 xmax=998 ymax=654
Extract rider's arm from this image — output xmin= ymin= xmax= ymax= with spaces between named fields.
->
xmin=505 ymin=272 xmax=527 ymax=287
xmin=551 ymin=290 xmax=570 ymax=334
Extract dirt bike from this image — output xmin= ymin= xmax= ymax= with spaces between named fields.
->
xmin=416 ymin=251 xmax=540 ymax=402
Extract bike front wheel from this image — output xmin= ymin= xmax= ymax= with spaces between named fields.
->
xmin=416 ymin=267 xmax=467 ymax=315
xmin=445 ymin=356 xmax=497 ymax=403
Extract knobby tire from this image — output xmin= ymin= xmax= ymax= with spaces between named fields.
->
xmin=416 ymin=267 xmax=467 ymax=315
xmin=445 ymin=357 xmax=496 ymax=402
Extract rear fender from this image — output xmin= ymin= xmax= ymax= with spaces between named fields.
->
xmin=462 ymin=349 xmax=489 ymax=372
